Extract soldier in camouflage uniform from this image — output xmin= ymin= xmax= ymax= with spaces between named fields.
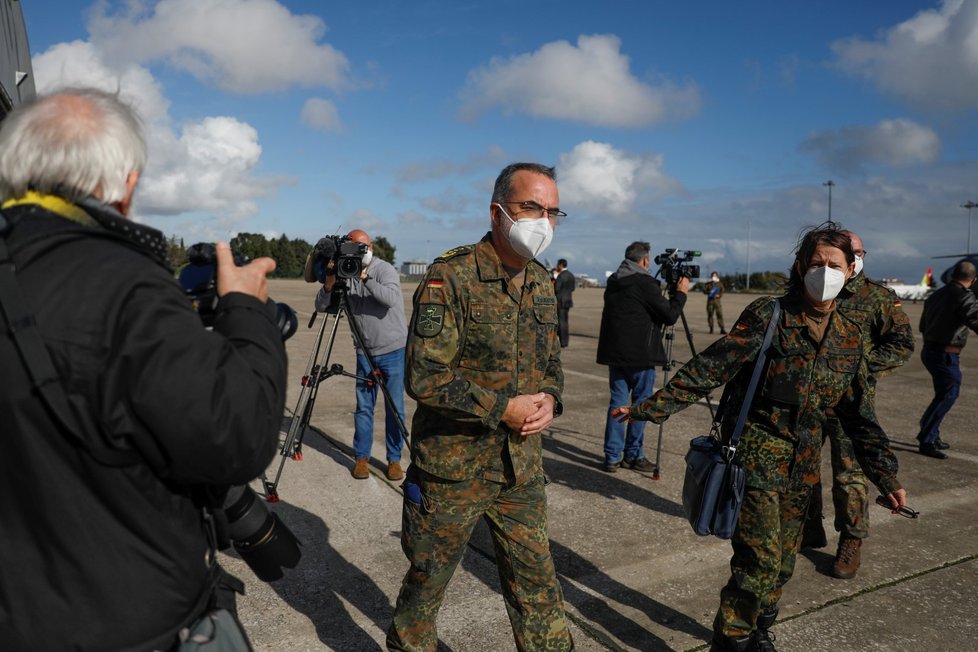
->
xmin=386 ymin=163 xmax=574 ymax=652
xmin=613 ymin=223 xmax=908 ymax=652
xmin=802 ymin=231 xmax=914 ymax=580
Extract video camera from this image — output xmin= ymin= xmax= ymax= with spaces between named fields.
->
xmin=178 ymin=243 xmax=298 ymax=340
xmin=305 ymin=235 xmax=369 ymax=283
xmin=654 ymin=248 xmax=702 ymax=288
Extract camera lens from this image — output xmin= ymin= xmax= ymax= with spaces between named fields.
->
xmin=223 ymin=485 xmax=301 ymax=581
xmin=337 ymin=256 xmax=362 ymax=278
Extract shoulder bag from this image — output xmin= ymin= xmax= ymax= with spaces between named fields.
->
xmin=681 ymin=299 xmax=781 ymax=539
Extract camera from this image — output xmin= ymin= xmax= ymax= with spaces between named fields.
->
xmin=220 ymin=485 xmax=302 ymax=582
xmin=178 ymin=242 xmax=298 ymax=340
xmin=654 ymin=248 xmax=702 ymax=287
xmin=305 ymin=235 xmax=369 ymax=282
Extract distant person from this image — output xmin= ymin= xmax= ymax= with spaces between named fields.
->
xmin=801 ymin=231 xmax=914 ymax=581
xmin=612 ymin=222 xmax=907 ymax=652
xmin=702 ymin=271 xmax=726 ymax=334
xmin=387 ymin=162 xmax=573 ymax=651
xmin=917 ymin=260 xmax=978 ymax=459
xmin=554 ymin=258 xmax=575 ymax=347
xmin=314 ymin=229 xmax=408 ymax=481
xmin=596 ymin=241 xmax=688 ymax=472
xmin=0 ymin=88 xmax=287 ymax=649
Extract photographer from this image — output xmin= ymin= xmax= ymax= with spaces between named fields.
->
xmin=596 ymin=241 xmax=688 ymax=472
xmin=0 ymin=89 xmax=287 ymax=650
xmin=314 ymin=229 xmax=408 ymax=481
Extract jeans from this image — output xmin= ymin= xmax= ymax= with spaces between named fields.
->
xmin=603 ymin=366 xmax=656 ymax=463
xmin=354 ymin=347 xmax=406 ymax=462
xmin=918 ymin=347 xmax=961 ymax=445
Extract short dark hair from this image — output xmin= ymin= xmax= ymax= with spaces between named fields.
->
xmin=557 ymin=258 xmax=568 ymax=267
xmin=625 ymin=241 xmax=650 ymax=263
xmin=785 ymin=221 xmax=853 ymax=296
xmin=491 ymin=162 xmax=556 ymax=203
xmin=951 ymin=261 xmax=977 ymax=282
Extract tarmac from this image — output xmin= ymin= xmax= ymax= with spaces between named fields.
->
xmin=224 ymin=278 xmax=978 ymax=652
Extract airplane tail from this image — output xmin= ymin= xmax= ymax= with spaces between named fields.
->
xmin=923 ymin=267 xmax=934 ymax=287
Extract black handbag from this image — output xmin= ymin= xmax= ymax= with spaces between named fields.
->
xmin=682 ymin=300 xmax=781 ymax=539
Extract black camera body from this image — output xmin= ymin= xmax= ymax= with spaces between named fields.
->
xmin=307 ymin=235 xmax=368 ymax=282
xmin=178 ymin=242 xmax=297 ymax=340
xmin=654 ymin=248 xmax=702 ymax=287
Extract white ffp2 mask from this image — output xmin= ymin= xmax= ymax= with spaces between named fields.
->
xmin=497 ymin=204 xmax=553 ymax=260
xmin=804 ymin=265 xmax=847 ymax=302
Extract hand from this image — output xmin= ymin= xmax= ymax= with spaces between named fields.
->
xmin=884 ymin=488 xmax=908 ymax=511
xmin=676 ymin=277 xmax=691 ymax=294
xmin=610 ymin=406 xmax=631 ymax=423
xmin=518 ymin=393 xmax=556 ymax=436
xmin=215 ymin=241 xmax=275 ymax=301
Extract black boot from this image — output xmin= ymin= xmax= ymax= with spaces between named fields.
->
xmin=709 ymin=633 xmax=754 ymax=652
xmin=755 ymin=608 xmax=779 ymax=652
xmin=801 ymin=481 xmax=827 ymax=550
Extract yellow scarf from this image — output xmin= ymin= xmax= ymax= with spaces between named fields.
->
xmin=2 ymin=191 xmax=98 ymax=227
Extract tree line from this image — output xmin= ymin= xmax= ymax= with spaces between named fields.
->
xmin=165 ymin=233 xmax=397 ymax=278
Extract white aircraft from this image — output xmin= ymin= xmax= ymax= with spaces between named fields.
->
xmin=575 ymin=274 xmax=600 ymax=288
xmin=884 ymin=268 xmax=935 ymax=302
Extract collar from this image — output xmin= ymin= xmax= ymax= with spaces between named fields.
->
xmin=475 ymin=232 xmax=509 ymax=281
xmin=2 ymin=191 xmax=98 ymax=227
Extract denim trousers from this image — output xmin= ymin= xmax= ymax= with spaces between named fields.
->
xmin=603 ymin=366 xmax=656 ymax=463
xmin=918 ymin=347 xmax=961 ymax=444
xmin=354 ymin=347 xmax=406 ymax=461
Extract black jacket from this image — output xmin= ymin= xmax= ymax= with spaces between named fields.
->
xmin=0 ymin=200 xmax=287 ymax=651
xmin=596 ymin=262 xmax=687 ymax=367
xmin=919 ymin=282 xmax=978 ymax=349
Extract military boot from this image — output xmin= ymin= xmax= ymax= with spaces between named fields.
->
xmin=755 ymin=608 xmax=779 ymax=652
xmin=709 ymin=633 xmax=754 ymax=652
xmin=831 ymin=535 xmax=862 ymax=579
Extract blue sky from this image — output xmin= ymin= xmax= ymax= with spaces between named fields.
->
xmin=20 ymin=0 xmax=978 ymax=283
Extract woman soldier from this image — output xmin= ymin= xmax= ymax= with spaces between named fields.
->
xmin=612 ymin=222 xmax=907 ymax=652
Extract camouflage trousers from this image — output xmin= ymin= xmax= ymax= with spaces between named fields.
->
xmin=714 ymin=485 xmax=811 ymax=639
xmin=707 ymin=301 xmax=724 ymax=332
xmin=805 ymin=417 xmax=870 ymax=539
xmin=386 ymin=470 xmax=573 ymax=652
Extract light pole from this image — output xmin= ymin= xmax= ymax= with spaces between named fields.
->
xmin=962 ymin=201 xmax=977 ymax=254
xmin=746 ymin=218 xmax=751 ymax=290
xmin=823 ymin=180 xmax=835 ymax=220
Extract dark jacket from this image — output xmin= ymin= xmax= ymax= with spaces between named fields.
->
xmin=919 ymin=282 xmax=978 ymax=349
xmin=0 ymin=199 xmax=287 ymax=651
xmin=555 ymin=268 xmax=575 ymax=309
xmin=596 ymin=259 xmax=686 ymax=367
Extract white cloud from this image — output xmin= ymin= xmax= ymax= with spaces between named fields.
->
xmin=831 ymin=0 xmax=978 ymax=110
xmin=801 ymin=118 xmax=941 ymax=173
xmin=557 ymin=141 xmax=683 ymax=217
xmin=301 ymin=98 xmax=343 ymax=133
xmin=88 ymin=0 xmax=350 ymax=94
xmin=459 ymin=34 xmax=701 ymax=127
xmin=32 ymin=41 xmax=280 ymax=220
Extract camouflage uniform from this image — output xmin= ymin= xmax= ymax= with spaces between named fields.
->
xmin=630 ymin=295 xmax=902 ymax=640
xmin=386 ymin=233 xmax=573 ymax=652
xmin=702 ymin=279 xmax=725 ymax=333
xmin=818 ymin=274 xmax=913 ymax=539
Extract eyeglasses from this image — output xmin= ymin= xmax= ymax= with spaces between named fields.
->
xmin=875 ymin=495 xmax=919 ymax=518
xmin=501 ymin=200 xmax=567 ymax=223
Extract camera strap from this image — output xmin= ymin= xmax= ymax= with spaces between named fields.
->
xmin=0 ymin=211 xmax=139 ymax=466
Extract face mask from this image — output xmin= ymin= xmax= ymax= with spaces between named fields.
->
xmin=853 ymin=254 xmax=863 ymax=276
xmin=361 ymin=248 xmax=373 ymax=267
xmin=804 ymin=265 xmax=847 ymax=302
xmin=497 ymin=204 xmax=553 ymax=259
xmin=711 ymin=276 xmax=719 ymax=282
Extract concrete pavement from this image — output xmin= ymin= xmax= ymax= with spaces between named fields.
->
xmin=224 ymin=279 xmax=978 ymax=651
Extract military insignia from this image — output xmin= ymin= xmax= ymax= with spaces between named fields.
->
xmin=416 ymin=304 xmax=445 ymax=337
xmin=427 ymin=279 xmax=444 ymax=289
xmin=534 ymin=296 xmax=556 ymax=305
xmin=437 ymin=245 xmax=472 ymax=261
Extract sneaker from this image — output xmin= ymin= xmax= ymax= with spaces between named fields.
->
xmin=352 ymin=457 xmax=370 ymax=479
xmin=602 ymin=460 xmax=621 ymax=473
xmin=386 ymin=461 xmax=404 ymax=481
xmin=624 ymin=457 xmax=655 ymax=472
xmin=830 ymin=536 xmax=862 ymax=579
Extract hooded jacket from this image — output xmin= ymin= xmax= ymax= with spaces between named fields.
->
xmin=596 ymin=258 xmax=687 ymax=368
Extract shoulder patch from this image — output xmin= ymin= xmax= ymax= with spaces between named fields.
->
xmin=436 ymin=245 xmax=474 ymax=261
xmin=415 ymin=303 xmax=445 ymax=337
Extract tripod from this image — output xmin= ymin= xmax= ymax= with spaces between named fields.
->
xmin=262 ymin=279 xmax=411 ymax=501
xmin=649 ymin=284 xmax=716 ymax=479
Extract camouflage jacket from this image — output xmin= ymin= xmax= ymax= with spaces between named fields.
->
xmin=405 ymin=233 xmax=562 ymax=483
xmin=837 ymin=273 xmax=914 ymax=378
xmin=631 ymin=295 xmax=901 ymax=493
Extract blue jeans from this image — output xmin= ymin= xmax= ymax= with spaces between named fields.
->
xmin=603 ymin=366 xmax=656 ymax=463
xmin=918 ymin=347 xmax=961 ymax=445
xmin=354 ymin=348 xmax=406 ymax=462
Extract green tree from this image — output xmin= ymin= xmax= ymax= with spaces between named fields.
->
xmin=166 ymin=235 xmax=187 ymax=268
xmin=372 ymin=235 xmax=396 ymax=265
